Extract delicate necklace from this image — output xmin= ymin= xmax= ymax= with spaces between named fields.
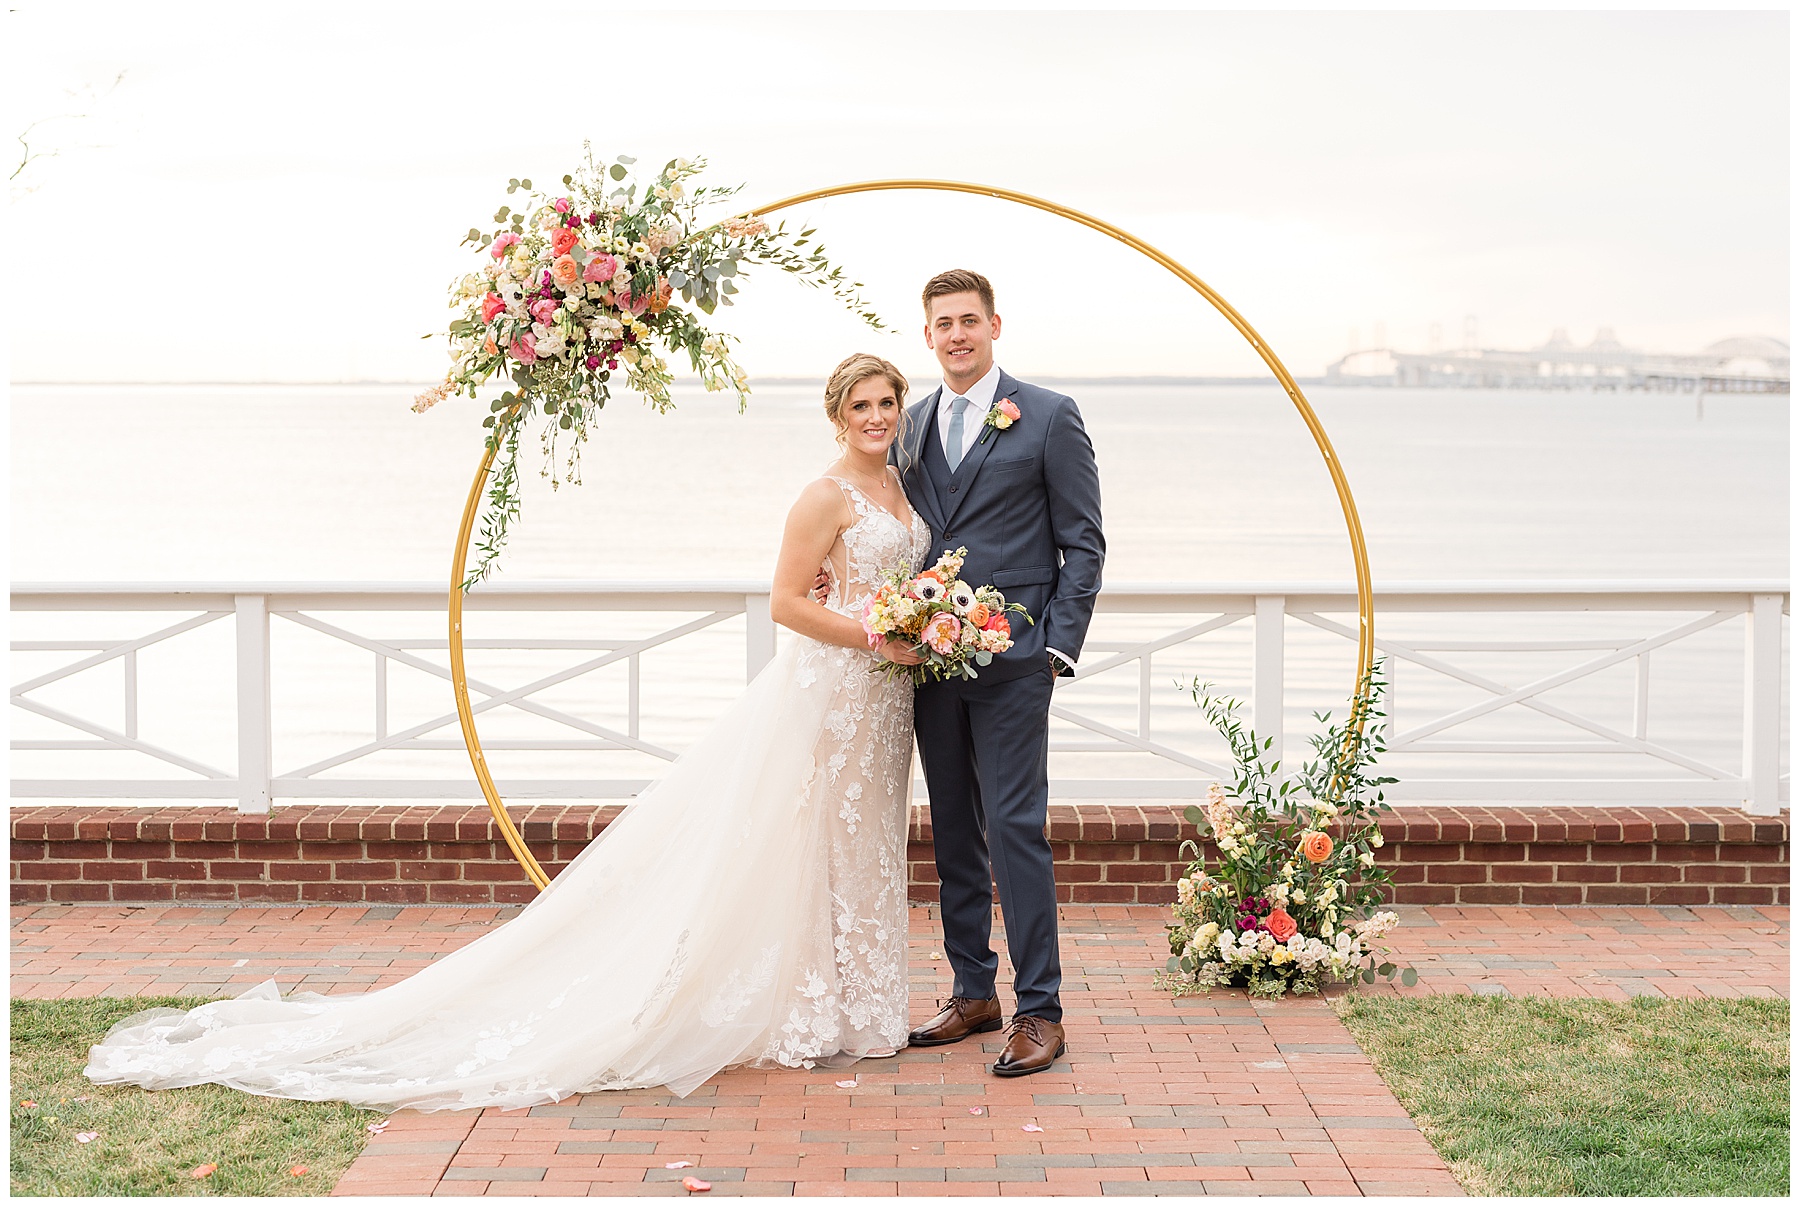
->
xmin=841 ymin=465 xmax=892 ymax=496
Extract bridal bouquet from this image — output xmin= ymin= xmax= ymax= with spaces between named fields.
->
xmin=1160 ymin=669 xmax=1416 ymax=998
xmin=416 ymin=147 xmax=883 ymax=588
xmin=860 ymin=547 xmax=1030 ymax=684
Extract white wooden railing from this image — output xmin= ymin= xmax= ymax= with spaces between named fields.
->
xmin=10 ymin=582 xmax=1788 ymax=815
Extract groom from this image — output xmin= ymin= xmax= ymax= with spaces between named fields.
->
xmin=897 ymin=269 xmax=1105 ymax=1076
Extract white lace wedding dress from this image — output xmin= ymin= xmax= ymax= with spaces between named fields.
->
xmin=86 ymin=475 xmax=931 ymax=1111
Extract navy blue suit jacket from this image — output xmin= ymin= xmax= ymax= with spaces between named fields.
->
xmin=895 ymin=369 xmax=1105 ymax=684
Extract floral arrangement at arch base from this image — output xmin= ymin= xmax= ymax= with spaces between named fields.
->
xmin=414 ymin=147 xmax=883 ymax=589
xmin=1157 ymin=664 xmax=1417 ymax=999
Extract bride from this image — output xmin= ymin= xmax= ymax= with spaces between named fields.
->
xmin=85 ymin=353 xmax=932 ymax=1111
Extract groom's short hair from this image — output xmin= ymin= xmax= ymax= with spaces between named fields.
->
xmin=922 ymin=269 xmax=995 ymax=318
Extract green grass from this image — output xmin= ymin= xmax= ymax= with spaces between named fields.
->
xmin=11 ymin=996 xmax=374 ymax=1197
xmin=1335 ymin=993 xmax=1790 ymax=1197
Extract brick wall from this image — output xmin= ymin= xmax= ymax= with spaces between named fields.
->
xmin=10 ymin=803 xmax=1787 ymax=908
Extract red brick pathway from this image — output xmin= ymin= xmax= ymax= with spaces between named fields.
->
xmin=11 ymin=902 xmax=1788 ymax=1195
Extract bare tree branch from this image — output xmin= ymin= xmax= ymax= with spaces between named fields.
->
xmin=12 ymin=69 xmax=127 ymax=197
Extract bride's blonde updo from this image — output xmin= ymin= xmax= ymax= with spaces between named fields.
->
xmin=823 ymin=353 xmax=910 ymax=452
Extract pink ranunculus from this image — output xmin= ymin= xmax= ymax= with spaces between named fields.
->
xmin=553 ymin=197 xmax=572 ymax=213
xmin=480 ymin=293 xmax=506 ymax=323
xmin=583 ymin=253 xmax=620 ymax=283
xmin=490 ymin=232 xmax=520 ymax=259
xmin=550 ymin=226 xmax=579 ymax=258
xmin=922 ymin=612 xmax=962 ymax=656
xmin=996 ymin=398 xmax=1022 ymax=424
xmin=529 ymin=298 xmax=558 ymax=325
xmin=550 ymin=254 xmax=582 ymax=289
xmin=508 ymin=333 xmax=537 ymax=364
xmin=982 ymin=612 xmax=1011 ymax=637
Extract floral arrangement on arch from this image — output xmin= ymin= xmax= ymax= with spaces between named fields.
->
xmin=1158 ymin=666 xmax=1416 ymax=998
xmin=415 ymin=147 xmax=883 ymax=589
xmin=860 ymin=547 xmax=1030 ymax=684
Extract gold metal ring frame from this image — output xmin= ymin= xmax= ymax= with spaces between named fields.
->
xmin=450 ymin=180 xmax=1377 ymax=890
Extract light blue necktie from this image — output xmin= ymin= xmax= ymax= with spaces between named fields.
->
xmin=945 ymin=395 xmax=971 ymax=471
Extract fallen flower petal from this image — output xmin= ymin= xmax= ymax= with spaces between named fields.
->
xmin=1022 ymin=1123 xmax=1044 ymax=1132
xmin=681 ymin=1176 xmax=711 ymax=1192
xmin=289 ymin=1165 xmax=310 ymax=1177
xmin=19 ymin=1101 xmax=37 ymax=1109
xmin=366 ymin=1120 xmax=390 ymax=1134
xmin=967 ymin=1107 xmax=983 ymax=1115
xmin=834 ymin=1079 xmax=857 ymax=1088
xmin=664 ymin=1161 xmax=694 ymax=1169
xmin=73 ymin=1096 xmax=90 ymax=1103
xmin=75 ymin=1131 xmax=99 ymax=1144
xmin=189 ymin=1163 xmax=217 ymax=1179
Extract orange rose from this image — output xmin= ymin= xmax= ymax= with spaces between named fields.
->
xmin=550 ymin=226 xmax=579 ymax=257
xmin=1265 ymin=905 xmax=1297 ymax=942
xmin=550 ymin=255 xmax=582 ymax=289
xmin=1299 ymin=831 xmax=1334 ymax=864
xmin=965 ymin=601 xmax=991 ymax=628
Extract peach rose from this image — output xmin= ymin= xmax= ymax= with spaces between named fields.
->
xmin=1265 ymin=906 xmax=1297 ymax=942
xmin=648 ymin=275 xmax=673 ymax=314
xmin=965 ymin=601 xmax=991 ymax=628
xmin=1299 ymin=831 xmax=1334 ymax=864
xmin=550 ymin=226 xmax=579 ymax=257
xmin=508 ymin=333 xmax=537 ymax=364
xmin=550 ymin=254 xmax=581 ymax=289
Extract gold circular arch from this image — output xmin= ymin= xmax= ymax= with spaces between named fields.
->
xmin=450 ymin=179 xmax=1376 ymax=890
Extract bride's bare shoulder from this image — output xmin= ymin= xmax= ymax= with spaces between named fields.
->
xmin=786 ymin=475 xmax=851 ymax=526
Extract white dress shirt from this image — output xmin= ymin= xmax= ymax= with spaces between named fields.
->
xmin=935 ymin=362 xmax=1002 ymax=466
xmin=935 ymin=363 xmax=1076 ymax=676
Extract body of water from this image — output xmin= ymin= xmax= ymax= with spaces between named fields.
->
xmin=10 ymin=383 xmax=1788 ymax=796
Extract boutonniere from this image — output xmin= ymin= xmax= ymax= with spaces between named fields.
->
xmin=977 ymin=397 xmax=1021 ymax=444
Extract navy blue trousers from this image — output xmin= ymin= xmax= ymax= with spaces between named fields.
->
xmin=913 ymin=662 xmax=1061 ymax=1022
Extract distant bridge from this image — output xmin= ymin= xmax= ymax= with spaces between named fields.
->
xmin=1328 ymin=331 xmax=1789 ymax=394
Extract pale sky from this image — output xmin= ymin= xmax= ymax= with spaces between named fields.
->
xmin=8 ymin=3 xmax=1790 ymax=383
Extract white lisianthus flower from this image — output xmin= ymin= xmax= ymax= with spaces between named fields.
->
xmin=1193 ymin=921 xmax=1220 ymax=954
xmin=1218 ymin=836 xmax=1237 ymax=854
xmin=1291 ymin=889 xmax=1306 ymax=904
xmin=1359 ymin=851 xmax=1376 ymax=868
xmin=1371 ymin=831 xmax=1385 ymax=848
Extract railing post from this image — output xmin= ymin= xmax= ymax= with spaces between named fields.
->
xmin=1742 ymin=592 xmax=1783 ymax=815
xmin=1254 ymin=595 xmax=1285 ymax=770
xmin=745 ymin=593 xmax=776 ymax=681
xmin=235 ymin=593 xmax=272 ymax=814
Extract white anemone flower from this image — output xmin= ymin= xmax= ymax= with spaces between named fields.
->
xmin=948 ymin=582 xmax=976 ymax=614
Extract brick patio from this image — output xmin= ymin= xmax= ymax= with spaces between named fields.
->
xmin=10 ymin=900 xmax=1787 ymax=1196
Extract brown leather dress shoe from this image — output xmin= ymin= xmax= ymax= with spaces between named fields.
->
xmin=991 ymin=1015 xmax=1066 ymax=1077
xmin=907 ymin=996 xmax=1003 ymax=1047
